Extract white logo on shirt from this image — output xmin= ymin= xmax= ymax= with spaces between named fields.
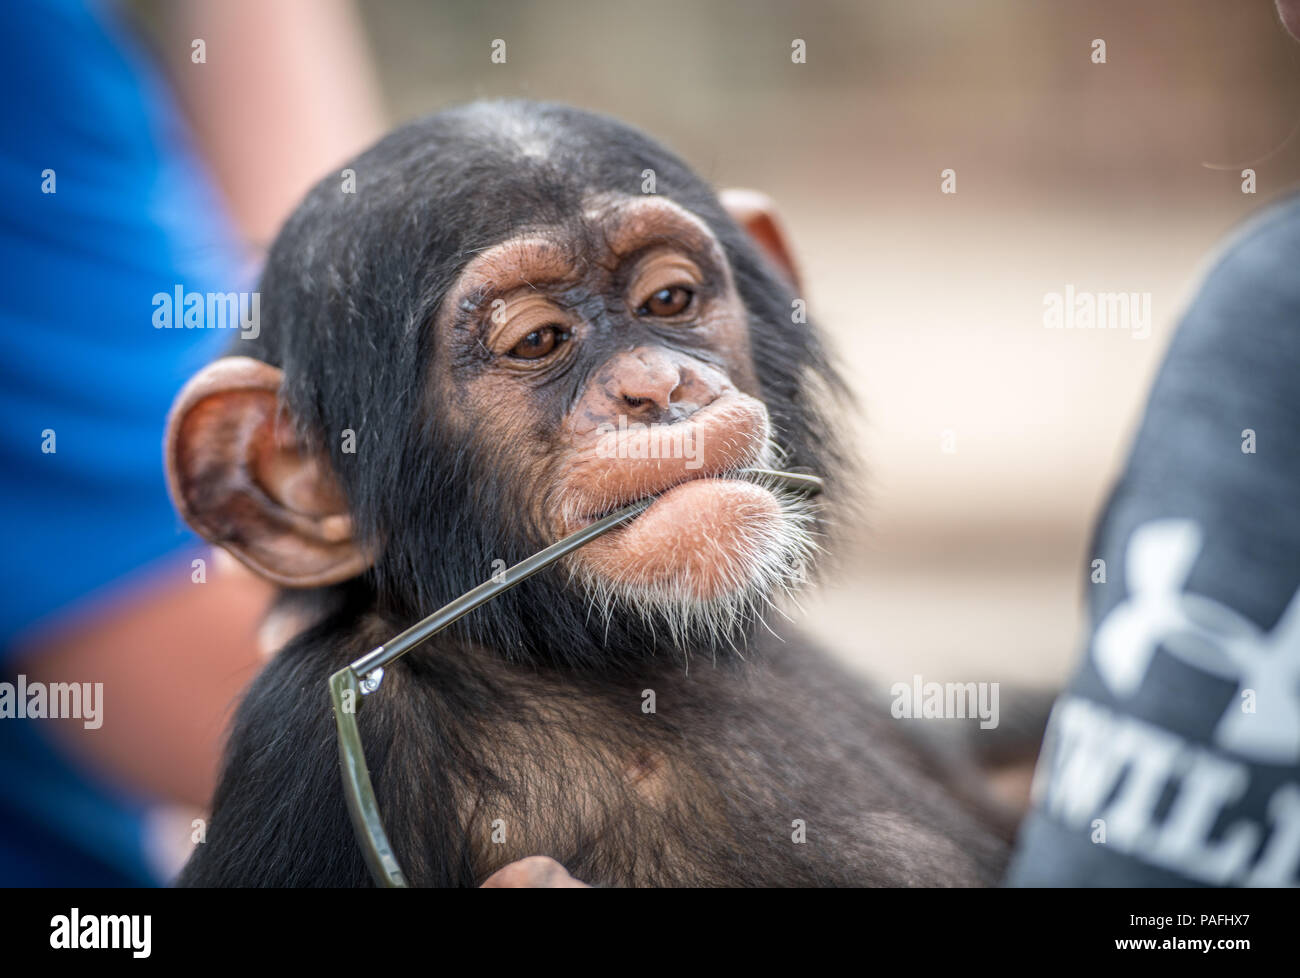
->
xmin=1093 ymin=519 xmax=1300 ymax=764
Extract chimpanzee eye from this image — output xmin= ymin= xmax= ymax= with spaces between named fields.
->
xmin=508 ymin=324 xmax=570 ymax=360
xmin=637 ymin=285 xmax=693 ymax=318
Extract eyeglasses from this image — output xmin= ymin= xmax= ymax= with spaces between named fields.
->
xmin=329 ymin=468 xmax=824 ymax=886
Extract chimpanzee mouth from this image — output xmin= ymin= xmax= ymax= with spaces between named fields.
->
xmin=562 ymin=460 xmax=823 ymax=622
xmin=577 ymin=461 xmax=825 ymax=528
xmin=580 ymin=468 xmax=755 ymax=525
xmin=560 ymin=390 xmax=777 ymax=534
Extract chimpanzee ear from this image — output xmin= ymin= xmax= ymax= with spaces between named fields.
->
xmin=164 ymin=356 xmax=370 ymax=588
xmin=718 ymin=187 xmax=802 ymax=293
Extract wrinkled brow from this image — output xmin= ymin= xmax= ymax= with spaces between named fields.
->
xmin=443 ymin=237 xmax=579 ymax=321
xmin=587 ymin=195 xmax=719 ymax=259
xmin=439 ymin=197 xmax=724 ymax=328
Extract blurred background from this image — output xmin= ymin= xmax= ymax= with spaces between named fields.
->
xmin=4 ymin=0 xmax=1298 ymax=884
xmin=307 ymin=0 xmax=1300 ymax=687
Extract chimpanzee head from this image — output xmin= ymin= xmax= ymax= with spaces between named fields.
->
xmin=166 ymin=100 xmax=846 ymax=668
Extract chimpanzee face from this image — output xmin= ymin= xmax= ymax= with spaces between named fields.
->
xmin=432 ymin=191 xmax=809 ymax=612
xmin=165 ymin=102 xmax=837 ymax=661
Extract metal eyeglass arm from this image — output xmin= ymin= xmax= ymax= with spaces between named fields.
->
xmin=328 ymin=467 xmax=823 ymax=887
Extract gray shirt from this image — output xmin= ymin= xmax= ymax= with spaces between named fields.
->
xmin=1008 ymin=195 xmax=1300 ymax=887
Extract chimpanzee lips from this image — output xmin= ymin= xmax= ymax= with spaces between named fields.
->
xmin=582 ymin=469 xmax=751 ymax=523
xmin=560 ymin=390 xmax=772 ymax=532
xmin=553 ymin=390 xmax=798 ymax=602
xmin=571 ymin=475 xmax=789 ymax=603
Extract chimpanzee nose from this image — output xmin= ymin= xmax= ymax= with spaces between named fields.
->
xmin=607 ymin=347 xmax=729 ymax=424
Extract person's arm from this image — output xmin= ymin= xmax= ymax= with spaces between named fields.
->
xmin=17 ymin=562 xmax=272 ymax=808
xmin=19 ymin=0 xmax=385 ymax=812
xmin=162 ymin=0 xmax=387 ymax=246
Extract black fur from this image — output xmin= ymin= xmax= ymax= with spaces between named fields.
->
xmin=178 ymin=101 xmax=1008 ymax=887
xmin=239 ymin=99 xmax=843 ymax=667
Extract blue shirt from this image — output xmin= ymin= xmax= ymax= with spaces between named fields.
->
xmin=0 ymin=0 xmax=245 ymax=885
